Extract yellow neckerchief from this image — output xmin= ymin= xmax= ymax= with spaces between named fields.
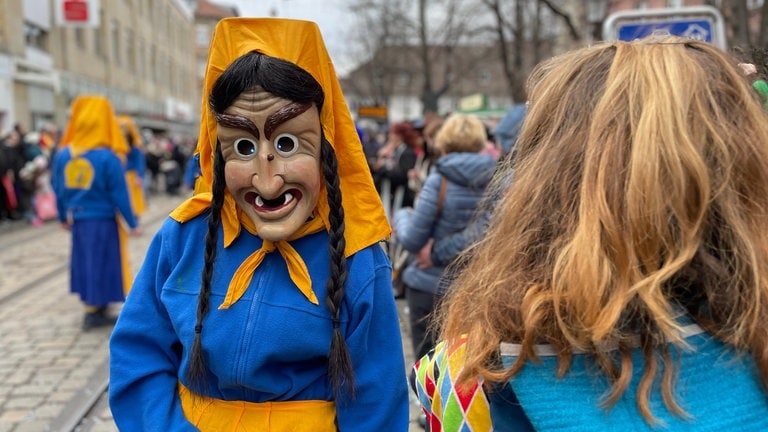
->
xmin=170 ymin=18 xmax=390 ymax=308
xmin=60 ymin=95 xmax=129 ymax=158
xmin=221 ymin=215 xmax=326 ymax=309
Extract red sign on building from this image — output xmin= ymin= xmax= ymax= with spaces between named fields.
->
xmin=63 ymin=0 xmax=89 ymax=22
xmin=55 ymin=0 xmax=100 ymax=28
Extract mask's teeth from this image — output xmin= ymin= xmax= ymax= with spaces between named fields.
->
xmin=255 ymin=195 xmax=264 ymax=207
xmin=284 ymin=192 xmax=293 ymax=205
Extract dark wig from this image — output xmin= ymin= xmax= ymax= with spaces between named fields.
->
xmin=187 ymin=52 xmax=354 ymax=400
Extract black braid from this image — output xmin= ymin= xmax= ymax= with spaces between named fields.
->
xmin=187 ymin=144 xmax=226 ymax=393
xmin=320 ymin=135 xmax=354 ymax=401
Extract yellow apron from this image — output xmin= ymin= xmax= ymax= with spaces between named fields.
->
xmin=179 ymin=383 xmax=337 ymax=431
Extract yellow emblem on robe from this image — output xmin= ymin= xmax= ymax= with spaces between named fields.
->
xmin=64 ymin=158 xmax=95 ymax=189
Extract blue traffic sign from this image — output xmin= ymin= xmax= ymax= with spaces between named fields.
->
xmin=603 ymin=6 xmax=726 ymax=49
xmin=617 ymin=19 xmax=714 ymax=43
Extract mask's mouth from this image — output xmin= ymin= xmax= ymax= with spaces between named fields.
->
xmin=245 ymin=189 xmax=303 ymax=212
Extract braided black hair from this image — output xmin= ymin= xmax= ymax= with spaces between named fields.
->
xmin=319 ymin=133 xmax=353 ymax=400
xmin=187 ymin=51 xmax=355 ymax=400
xmin=187 ymin=143 xmax=225 ymax=394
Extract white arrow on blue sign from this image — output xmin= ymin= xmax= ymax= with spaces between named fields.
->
xmin=617 ymin=19 xmax=713 ymax=43
xmin=602 ymin=6 xmax=726 ymax=50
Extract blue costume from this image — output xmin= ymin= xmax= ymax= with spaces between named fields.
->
xmin=109 ymin=18 xmax=409 ymax=431
xmin=109 ymin=215 xmax=408 ymax=430
xmin=52 ymin=96 xmax=137 ymax=310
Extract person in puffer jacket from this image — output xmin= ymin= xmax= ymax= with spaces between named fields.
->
xmin=394 ymin=113 xmax=497 ymax=361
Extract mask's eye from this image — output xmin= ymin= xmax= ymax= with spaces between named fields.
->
xmin=273 ymin=133 xmax=299 ymax=157
xmin=234 ymin=138 xmax=257 ymax=157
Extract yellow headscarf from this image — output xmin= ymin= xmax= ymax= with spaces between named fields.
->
xmin=60 ymin=95 xmax=129 ymax=158
xmin=117 ymin=115 xmax=144 ymax=150
xmin=169 ymin=18 xmax=390 ymax=307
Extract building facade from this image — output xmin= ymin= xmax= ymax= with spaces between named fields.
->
xmin=341 ymin=44 xmax=520 ymax=124
xmin=0 ymin=0 xmax=200 ymax=137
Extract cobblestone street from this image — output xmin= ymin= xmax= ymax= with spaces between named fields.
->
xmin=0 ymin=193 xmax=423 ymax=431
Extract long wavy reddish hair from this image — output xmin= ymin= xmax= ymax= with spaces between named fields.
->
xmin=438 ymin=36 xmax=768 ymax=423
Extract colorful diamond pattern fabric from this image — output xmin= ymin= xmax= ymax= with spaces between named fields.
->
xmin=413 ymin=338 xmax=493 ymax=431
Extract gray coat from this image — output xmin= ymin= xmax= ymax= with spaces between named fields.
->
xmin=393 ymin=151 xmax=496 ymax=295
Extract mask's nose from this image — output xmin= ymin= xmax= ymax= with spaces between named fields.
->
xmin=251 ymin=146 xmax=284 ymax=198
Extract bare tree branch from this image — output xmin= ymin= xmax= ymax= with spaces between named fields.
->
xmin=538 ymin=0 xmax=581 ymax=40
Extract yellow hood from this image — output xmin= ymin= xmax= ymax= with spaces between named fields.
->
xmin=117 ymin=115 xmax=144 ymax=150
xmin=170 ymin=18 xmax=390 ymax=256
xmin=60 ymin=95 xmax=129 ymax=157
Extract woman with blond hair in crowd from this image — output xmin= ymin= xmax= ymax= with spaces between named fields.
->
xmin=395 ymin=113 xmax=497 ymax=363
xmin=414 ymin=36 xmax=768 ymax=431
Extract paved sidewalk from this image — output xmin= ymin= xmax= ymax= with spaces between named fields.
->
xmin=0 ymin=194 xmax=186 ymax=432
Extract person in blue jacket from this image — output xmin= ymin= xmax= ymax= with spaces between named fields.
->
xmin=415 ymin=36 xmax=768 ymax=431
xmin=51 ymin=95 xmax=140 ymax=330
xmin=108 ymin=18 xmax=408 ymax=431
xmin=422 ymin=104 xmax=525 ymax=270
xmin=394 ymin=113 xmax=497 ymax=361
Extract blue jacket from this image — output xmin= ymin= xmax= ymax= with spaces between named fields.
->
xmin=51 ymin=146 xmax=137 ymax=228
xmin=394 ymin=152 xmax=496 ymax=295
xmin=109 ymin=215 xmax=409 ymax=431
xmin=126 ymin=146 xmax=146 ymax=178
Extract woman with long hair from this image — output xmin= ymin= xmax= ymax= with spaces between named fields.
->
xmin=415 ymin=36 xmax=768 ymax=430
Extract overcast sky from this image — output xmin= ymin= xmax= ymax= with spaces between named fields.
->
xmin=212 ymin=0 xmax=357 ymax=75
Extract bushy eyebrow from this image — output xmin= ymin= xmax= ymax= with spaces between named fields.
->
xmin=214 ymin=112 xmax=260 ymax=139
xmin=264 ymin=102 xmax=312 ymax=139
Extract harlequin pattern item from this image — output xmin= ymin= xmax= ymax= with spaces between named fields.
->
xmin=414 ymin=337 xmax=493 ymax=431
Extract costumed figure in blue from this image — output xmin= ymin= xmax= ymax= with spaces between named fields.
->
xmin=109 ymin=18 xmax=409 ymax=431
xmin=51 ymin=95 xmax=139 ymax=330
xmin=118 ymin=115 xmax=148 ymax=220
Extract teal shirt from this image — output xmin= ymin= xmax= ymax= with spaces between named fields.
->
xmin=495 ymin=325 xmax=768 ymax=431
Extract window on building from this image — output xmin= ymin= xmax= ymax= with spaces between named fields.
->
xmin=373 ymin=70 xmax=384 ymax=86
xmin=75 ymin=28 xmax=85 ymax=49
xmin=160 ymin=56 xmax=168 ymax=88
xmin=397 ymin=72 xmax=410 ymax=86
xmin=197 ymin=58 xmax=206 ymax=80
xmin=125 ymin=29 xmax=134 ymax=71
xmin=137 ymin=39 xmax=145 ymax=78
xmin=150 ymin=44 xmax=157 ymax=82
xmin=196 ymin=24 xmax=210 ymax=48
xmin=23 ymin=22 xmax=48 ymax=51
xmin=93 ymin=27 xmax=103 ymax=58
xmin=111 ymin=20 xmax=121 ymax=65
xmin=478 ymin=68 xmax=491 ymax=86
xmin=169 ymin=63 xmax=177 ymax=96
xmin=166 ymin=8 xmax=172 ymax=35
